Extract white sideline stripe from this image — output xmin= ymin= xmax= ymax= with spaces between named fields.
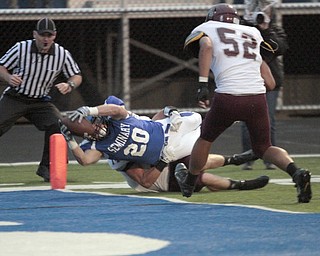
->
xmin=0 ymin=160 xmax=108 ymax=166
xmin=270 ymin=175 xmax=320 ymax=185
xmin=1 ymin=175 xmax=318 ymax=192
xmin=0 ymin=183 xmax=131 ymax=192
xmin=0 ymin=183 xmax=24 ymax=186
xmin=0 ymin=154 xmax=319 ymax=166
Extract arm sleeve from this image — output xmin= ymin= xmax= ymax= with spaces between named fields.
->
xmin=62 ymin=49 xmax=81 ymax=78
xmin=0 ymin=43 xmax=19 ymax=70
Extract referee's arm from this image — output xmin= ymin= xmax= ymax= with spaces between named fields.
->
xmin=55 ymin=74 xmax=82 ymax=94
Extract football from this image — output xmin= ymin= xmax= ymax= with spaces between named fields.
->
xmin=61 ymin=116 xmax=95 ymax=138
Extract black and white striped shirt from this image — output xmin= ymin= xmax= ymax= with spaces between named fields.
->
xmin=0 ymin=39 xmax=81 ymax=98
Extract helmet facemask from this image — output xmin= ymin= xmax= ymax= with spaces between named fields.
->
xmin=85 ymin=116 xmax=109 ymax=141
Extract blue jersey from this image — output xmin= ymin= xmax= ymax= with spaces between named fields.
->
xmin=80 ymin=116 xmax=165 ymax=165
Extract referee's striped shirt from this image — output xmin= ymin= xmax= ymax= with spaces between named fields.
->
xmin=0 ymin=39 xmax=81 ymax=98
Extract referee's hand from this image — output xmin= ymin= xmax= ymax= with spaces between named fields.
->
xmin=55 ymin=82 xmax=72 ymax=95
xmin=9 ymin=74 xmax=22 ymax=87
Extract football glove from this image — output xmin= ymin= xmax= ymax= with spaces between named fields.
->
xmin=169 ymin=111 xmax=182 ymax=132
xmin=68 ymin=106 xmax=91 ymax=122
xmin=59 ymin=120 xmax=74 ymax=142
xmin=59 ymin=119 xmax=78 ymax=150
xmin=197 ymin=82 xmax=210 ymax=102
xmin=160 ymin=145 xmax=176 ymax=164
xmin=163 ymin=106 xmax=178 ymax=117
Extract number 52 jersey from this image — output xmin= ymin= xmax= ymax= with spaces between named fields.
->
xmin=190 ymin=20 xmax=265 ymax=95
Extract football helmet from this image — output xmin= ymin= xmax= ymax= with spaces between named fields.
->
xmin=85 ymin=116 xmax=109 ymax=141
xmin=205 ymin=4 xmax=240 ymax=25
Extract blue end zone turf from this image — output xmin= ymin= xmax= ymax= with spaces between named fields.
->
xmin=0 ymin=190 xmax=319 ymax=255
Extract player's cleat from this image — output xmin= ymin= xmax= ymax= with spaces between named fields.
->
xmin=238 ymin=175 xmax=269 ymax=190
xmin=229 ymin=150 xmax=259 ymax=166
xmin=36 ymin=165 xmax=50 ymax=182
xmin=242 ymin=162 xmax=253 ymax=170
xmin=293 ymin=169 xmax=312 ymax=203
xmin=174 ymin=163 xmax=195 ymax=198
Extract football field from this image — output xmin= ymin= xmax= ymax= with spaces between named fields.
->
xmin=1 ymin=188 xmax=319 ymax=256
xmin=0 ymin=117 xmax=319 ymax=255
xmin=0 ymin=159 xmax=319 ymax=256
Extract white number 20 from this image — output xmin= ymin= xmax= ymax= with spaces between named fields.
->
xmin=123 ymin=127 xmax=150 ymax=157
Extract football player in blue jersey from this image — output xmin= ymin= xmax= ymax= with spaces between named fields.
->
xmin=60 ymin=96 xmax=267 ymax=193
xmin=62 ymin=101 xmax=207 ymax=173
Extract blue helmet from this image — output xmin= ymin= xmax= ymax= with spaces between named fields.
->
xmin=104 ymin=95 xmax=125 ymax=106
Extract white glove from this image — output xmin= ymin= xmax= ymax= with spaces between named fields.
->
xmin=161 ymin=145 xmax=176 ymax=163
xmin=163 ymin=106 xmax=178 ymax=117
xmin=68 ymin=106 xmax=90 ymax=122
xmin=169 ymin=111 xmax=182 ymax=132
xmin=68 ymin=106 xmax=100 ymax=123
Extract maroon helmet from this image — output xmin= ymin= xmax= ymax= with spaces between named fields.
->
xmin=205 ymin=4 xmax=240 ymax=24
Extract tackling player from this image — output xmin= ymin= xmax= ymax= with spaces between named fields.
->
xmin=108 ymin=156 xmax=269 ymax=193
xmin=174 ymin=4 xmax=311 ymax=203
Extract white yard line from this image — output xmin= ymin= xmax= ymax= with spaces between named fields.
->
xmin=1 ymin=155 xmax=320 ymax=166
xmin=0 ymin=182 xmax=130 ymax=192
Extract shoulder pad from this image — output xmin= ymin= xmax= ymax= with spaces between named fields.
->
xmin=184 ymin=31 xmax=206 ymax=49
xmin=184 ymin=31 xmax=207 ymax=58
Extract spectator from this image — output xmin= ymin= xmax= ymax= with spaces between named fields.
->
xmin=241 ymin=2 xmax=289 ymax=170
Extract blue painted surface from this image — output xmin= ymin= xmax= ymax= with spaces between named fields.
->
xmin=1 ymin=190 xmax=319 ymax=255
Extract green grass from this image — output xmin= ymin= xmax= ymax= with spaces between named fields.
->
xmin=0 ymin=157 xmax=319 ymax=213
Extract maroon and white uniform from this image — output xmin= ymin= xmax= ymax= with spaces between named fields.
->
xmin=189 ymin=20 xmax=271 ymax=157
xmin=192 ymin=21 xmax=265 ymax=94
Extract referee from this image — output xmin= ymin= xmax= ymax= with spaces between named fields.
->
xmin=0 ymin=18 xmax=82 ymax=182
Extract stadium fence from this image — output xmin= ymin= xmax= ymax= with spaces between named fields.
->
xmin=0 ymin=0 xmax=319 ymax=116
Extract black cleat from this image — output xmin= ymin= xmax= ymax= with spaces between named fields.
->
xmin=293 ymin=169 xmax=312 ymax=203
xmin=242 ymin=162 xmax=253 ymax=170
xmin=229 ymin=150 xmax=259 ymax=166
xmin=239 ymin=175 xmax=269 ymax=190
xmin=36 ymin=165 xmax=50 ymax=182
xmin=174 ymin=163 xmax=195 ymax=198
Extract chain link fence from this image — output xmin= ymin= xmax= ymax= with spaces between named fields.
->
xmin=0 ymin=1 xmax=319 ymax=116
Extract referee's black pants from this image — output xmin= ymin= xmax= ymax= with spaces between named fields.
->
xmin=0 ymin=92 xmax=62 ymax=168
